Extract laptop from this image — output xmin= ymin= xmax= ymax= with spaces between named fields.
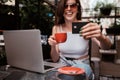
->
xmin=3 ymin=29 xmax=64 ymax=73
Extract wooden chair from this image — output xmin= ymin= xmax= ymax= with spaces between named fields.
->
xmin=91 ymin=39 xmax=120 ymax=80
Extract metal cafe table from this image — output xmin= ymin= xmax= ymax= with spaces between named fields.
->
xmin=0 ymin=66 xmax=86 ymax=80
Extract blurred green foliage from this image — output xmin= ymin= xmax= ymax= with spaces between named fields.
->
xmin=19 ymin=0 xmax=55 ymax=35
xmin=0 ymin=0 xmax=55 ymax=34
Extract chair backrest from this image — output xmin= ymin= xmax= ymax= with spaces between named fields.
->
xmin=115 ymin=39 xmax=120 ymax=64
xmin=91 ymin=40 xmax=100 ymax=58
xmin=90 ymin=40 xmax=100 ymax=80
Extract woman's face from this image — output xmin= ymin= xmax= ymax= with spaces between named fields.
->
xmin=63 ymin=0 xmax=78 ymax=22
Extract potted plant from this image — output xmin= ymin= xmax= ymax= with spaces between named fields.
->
xmin=106 ymin=20 xmax=120 ymax=35
xmin=94 ymin=1 xmax=115 ymax=16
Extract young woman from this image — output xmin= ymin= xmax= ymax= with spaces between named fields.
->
xmin=48 ymin=0 xmax=112 ymax=79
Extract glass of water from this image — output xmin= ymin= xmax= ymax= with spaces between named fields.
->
xmin=41 ymin=35 xmax=48 ymax=45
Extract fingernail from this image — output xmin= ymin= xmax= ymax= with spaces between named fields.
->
xmin=79 ymin=31 xmax=82 ymax=33
xmin=79 ymin=34 xmax=82 ymax=36
xmin=80 ymin=28 xmax=82 ymax=31
xmin=79 ymin=31 xmax=82 ymax=36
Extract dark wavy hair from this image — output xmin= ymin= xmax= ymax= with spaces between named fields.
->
xmin=54 ymin=0 xmax=82 ymax=25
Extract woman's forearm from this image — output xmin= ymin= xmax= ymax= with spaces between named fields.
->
xmin=50 ymin=46 xmax=60 ymax=62
xmin=97 ymin=34 xmax=112 ymax=49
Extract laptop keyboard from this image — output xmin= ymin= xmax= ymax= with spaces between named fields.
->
xmin=44 ymin=65 xmax=54 ymax=70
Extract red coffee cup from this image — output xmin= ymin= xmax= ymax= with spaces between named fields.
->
xmin=55 ymin=33 xmax=67 ymax=43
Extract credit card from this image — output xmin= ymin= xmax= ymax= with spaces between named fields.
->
xmin=72 ymin=22 xmax=89 ymax=34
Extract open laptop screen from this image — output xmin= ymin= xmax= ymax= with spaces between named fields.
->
xmin=3 ymin=29 xmax=46 ymax=73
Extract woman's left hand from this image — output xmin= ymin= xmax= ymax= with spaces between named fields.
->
xmin=80 ymin=22 xmax=102 ymax=39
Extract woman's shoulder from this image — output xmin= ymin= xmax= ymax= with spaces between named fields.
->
xmin=52 ymin=25 xmax=61 ymax=33
xmin=53 ymin=25 xmax=60 ymax=28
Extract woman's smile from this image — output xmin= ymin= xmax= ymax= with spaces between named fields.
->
xmin=64 ymin=10 xmax=77 ymax=21
xmin=65 ymin=11 xmax=73 ymax=16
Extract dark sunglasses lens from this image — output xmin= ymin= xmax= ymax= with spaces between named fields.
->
xmin=70 ymin=4 xmax=77 ymax=8
xmin=64 ymin=5 xmax=68 ymax=9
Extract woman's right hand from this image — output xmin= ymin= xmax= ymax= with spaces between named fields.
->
xmin=48 ymin=35 xmax=57 ymax=46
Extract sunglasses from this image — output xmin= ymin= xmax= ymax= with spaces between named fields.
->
xmin=64 ymin=3 xmax=78 ymax=9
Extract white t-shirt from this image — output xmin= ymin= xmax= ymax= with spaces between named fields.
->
xmin=58 ymin=32 xmax=89 ymax=58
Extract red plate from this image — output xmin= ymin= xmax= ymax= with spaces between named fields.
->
xmin=58 ymin=66 xmax=85 ymax=75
